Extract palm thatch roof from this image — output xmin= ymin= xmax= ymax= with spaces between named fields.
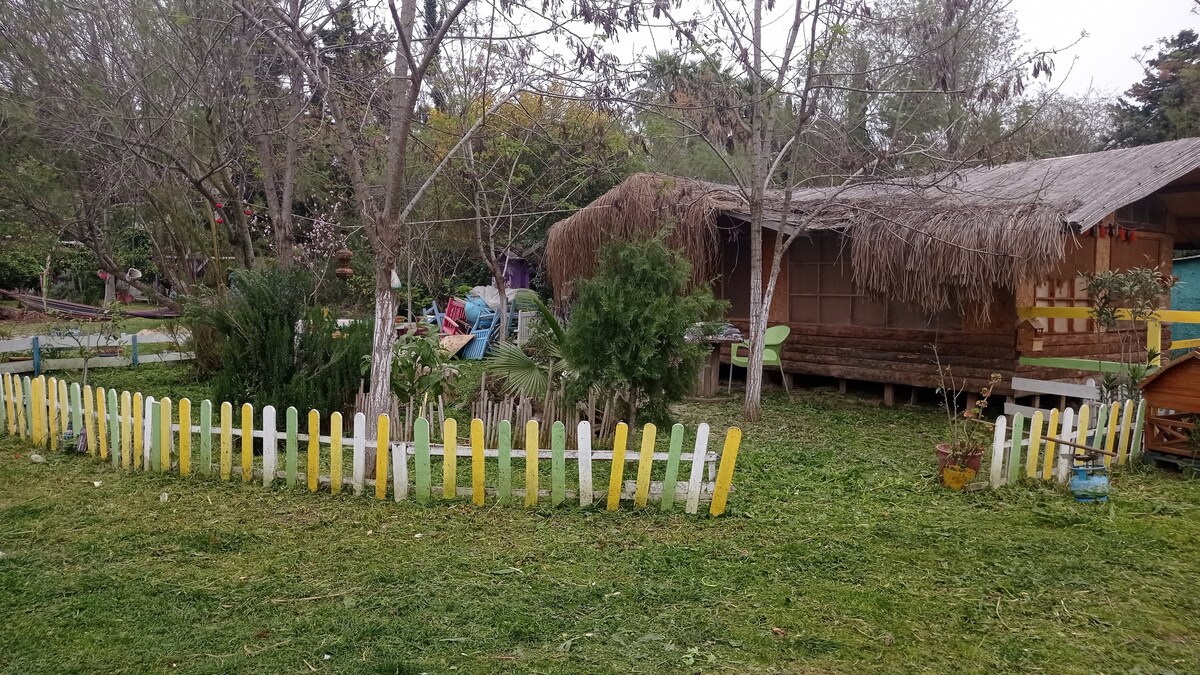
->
xmin=547 ymin=138 xmax=1200 ymax=313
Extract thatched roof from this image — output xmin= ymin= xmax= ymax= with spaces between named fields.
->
xmin=548 ymin=138 xmax=1200 ymax=313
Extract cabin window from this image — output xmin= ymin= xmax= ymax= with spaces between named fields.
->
xmin=1034 ymin=278 xmax=1092 ymax=333
xmin=788 ymin=234 xmax=960 ymax=329
xmin=1116 ymin=196 xmax=1169 ymax=231
xmin=719 ymin=230 xmax=752 ymax=318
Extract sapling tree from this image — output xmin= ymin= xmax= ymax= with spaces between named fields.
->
xmin=564 ymin=238 xmax=724 ymax=426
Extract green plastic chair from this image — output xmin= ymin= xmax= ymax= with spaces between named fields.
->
xmin=729 ymin=325 xmax=791 ymax=393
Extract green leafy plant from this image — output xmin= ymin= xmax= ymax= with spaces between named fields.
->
xmin=377 ymin=331 xmax=458 ymax=405
xmin=484 ymin=290 xmax=566 ymax=402
xmin=1083 ymin=267 xmax=1177 ymax=402
xmin=563 ymin=238 xmax=724 ymax=426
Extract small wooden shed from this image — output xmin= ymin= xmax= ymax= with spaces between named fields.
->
xmin=1139 ymin=351 xmax=1200 ymax=458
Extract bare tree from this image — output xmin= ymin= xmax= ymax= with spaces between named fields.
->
xmin=232 ymin=0 xmax=639 ymax=474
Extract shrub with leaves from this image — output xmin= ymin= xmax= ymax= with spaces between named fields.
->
xmin=191 ymin=268 xmax=370 ymax=414
xmin=379 ymin=331 xmax=458 ymax=405
xmin=564 ymin=239 xmax=724 ymax=426
xmin=1083 ymin=267 xmax=1177 ymax=401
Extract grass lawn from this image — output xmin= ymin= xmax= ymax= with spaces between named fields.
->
xmin=1 ymin=388 xmax=1199 ymax=673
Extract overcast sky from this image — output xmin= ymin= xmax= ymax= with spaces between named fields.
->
xmin=1010 ymin=0 xmax=1198 ymax=97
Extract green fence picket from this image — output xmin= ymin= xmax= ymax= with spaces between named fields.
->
xmin=551 ymin=421 xmax=566 ymax=506
xmin=285 ymin=406 xmax=298 ymax=487
xmin=660 ymin=423 xmax=685 ymax=510
xmin=498 ymin=420 xmax=512 ymax=506
xmin=199 ymin=400 xmax=213 ymax=476
xmin=414 ymin=417 xmax=431 ymax=504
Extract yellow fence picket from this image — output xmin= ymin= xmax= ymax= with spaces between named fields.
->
xmin=471 ymin=418 xmax=485 ymax=506
xmin=179 ymin=398 xmax=192 ymax=477
xmin=94 ymin=386 xmax=106 ymax=457
xmin=219 ymin=402 xmax=233 ymax=480
xmin=634 ymin=423 xmax=656 ymax=508
xmin=330 ymin=412 xmax=343 ymax=495
xmin=132 ymin=392 xmax=144 ymax=469
xmin=307 ymin=409 xmax=320 ymax=493
xmin=159 ymin=398 xmax=172 ymax=473
xmin=525 ymin=420 xmax=539 ymax=507
xmin=709 ymin=427 xmax=743 ymax=517
xmin=241 ymin=403 xmax=253 ymax=483
xmin=375 ymin=414 xmax=389 ymax=500
xmin=607 ymin=423 xmax=629 ymax=511
xmin=443 ymin=418 xmax=458 ymax=500
xmin=1041 ymin=408 xmax=1059 ymax=480
xmin=30 ymin=376 xmax=46 ymax=447
xmin=121 ymin=392 xmax=133 ymax=468
xmin=1116 ymin=400 xmax=1135 ymax=466
xmin=46 ymin=377 xmax=58 ymax=451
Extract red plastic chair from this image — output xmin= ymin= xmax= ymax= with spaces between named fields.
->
xmin=442 ymin=298 xmax=466 ymax=335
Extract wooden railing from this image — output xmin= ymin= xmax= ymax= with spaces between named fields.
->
xmin=1016 ymin=307 xmax=1200 ymax=368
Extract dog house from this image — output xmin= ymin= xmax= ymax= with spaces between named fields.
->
xmin=1139 ymin=351 xmax=1200 ymax=458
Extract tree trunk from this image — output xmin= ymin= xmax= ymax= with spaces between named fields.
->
xmin=743 ymin=223 xmax=766 ymax=422
xmin=364 ymin=262 xmax=398 ymax=476
xmin=742 ymin=0 xmax=767 ymax=423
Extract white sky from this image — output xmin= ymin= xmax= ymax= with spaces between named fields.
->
xmin=594 ymin=0 xmax=1199 ymax=100
xmin=1010 ymin=0 xmax=1198 ymax=96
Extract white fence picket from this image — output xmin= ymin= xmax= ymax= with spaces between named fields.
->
xmin=352 ymin=412 xmax=366 ymax=495
xmin=989 ymin=415 xmax=1007 ymax=488
xmin=685 ymin=423 xmax=710 ymax=515
xmin=261 ymin=405 xmax=278 ymax=487
xmin=577 ymin=421 xmax=593 ymax=507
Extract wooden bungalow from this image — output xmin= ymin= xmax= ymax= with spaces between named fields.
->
xmin=546 ymin=138 xmax=1200 ymax=397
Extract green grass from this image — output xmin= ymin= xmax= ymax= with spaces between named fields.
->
xmin=53 ymin=363 xmax=214 ymax=403
xmin=2 ymin=390 xmax=1199 ymax=673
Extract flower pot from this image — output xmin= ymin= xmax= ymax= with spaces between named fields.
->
xmin=941 ymin=465 xmax=977 ymax=491
xmin=936 ymin=443 xmax=983 ymax=489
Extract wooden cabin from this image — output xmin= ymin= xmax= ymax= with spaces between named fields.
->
xmin=1139 ymin=351 xmax=1200 ymax=458
xmin=547 ymin=139 xmax=1200 ymax=396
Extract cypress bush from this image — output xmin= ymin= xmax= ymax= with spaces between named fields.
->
xmin=564 ymin=238 xmax=724 ymax=426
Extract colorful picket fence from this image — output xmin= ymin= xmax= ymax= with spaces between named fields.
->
xmin=0 ymin=373 xmax=743 ymax=516
xmin=987 ymin=398 xmax=1147 ymax=488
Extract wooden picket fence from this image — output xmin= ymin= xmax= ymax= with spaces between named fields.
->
xmin=986 ymin=398 xmax=1147 ymax=488
xmin=0 ymin=373 xmax=743 ymax=516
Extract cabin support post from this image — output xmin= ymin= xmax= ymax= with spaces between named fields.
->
xmin=838 ymin=379 xmax=847 ymax=394
xmin=1147 ymin=318 xmax=1162 ymax=366
xmin=883 ymin=383 xmax=895 ymax=407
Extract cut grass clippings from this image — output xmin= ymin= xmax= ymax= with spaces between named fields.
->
xmin=1 ymin=389 xmax=1198 ymax=673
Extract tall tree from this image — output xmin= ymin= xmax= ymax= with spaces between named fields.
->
xmin=1109 ymin=29 xmax=1200 ymax=148
xmin=233 ymin=0 xmax=639 ymax=470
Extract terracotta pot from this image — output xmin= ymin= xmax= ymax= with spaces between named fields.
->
xmin=936 ymin=443 xmax=983 ymax=479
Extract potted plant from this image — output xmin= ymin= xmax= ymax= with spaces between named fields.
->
xmin=935 ymin=356 xmax=1001 ymax=490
